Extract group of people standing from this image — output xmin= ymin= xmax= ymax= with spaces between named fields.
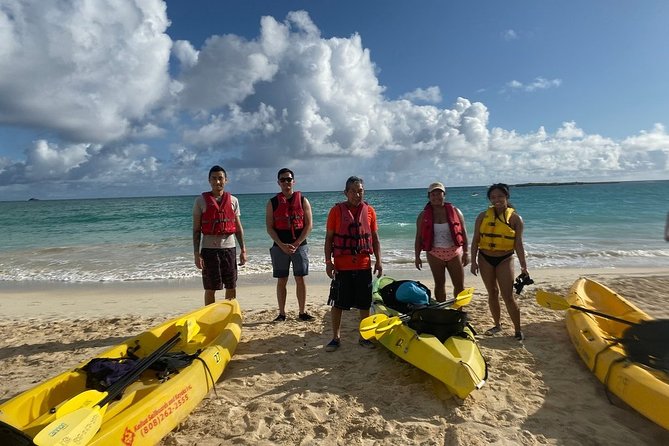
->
xmin=192 ymin=165 xmax=529 ymax=353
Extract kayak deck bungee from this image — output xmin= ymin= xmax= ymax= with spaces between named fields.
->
xmin=564 ymin=278 xmax=669 ymax=430
xmin=0 ymin=300 xmax=242 ymax=445
xmin=361 ymin=277 xmax=487 ymax=399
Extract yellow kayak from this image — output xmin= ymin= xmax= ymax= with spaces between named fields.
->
xmin=360 ymin=278 xmax=487 ymax=399
xmin=565 ymin=278 xmax=669 ymax=430
xmin=0 ymin=300 xmax=242 ymax=445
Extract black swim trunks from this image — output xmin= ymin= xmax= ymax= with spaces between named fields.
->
xmin=327 ymin=269 xmax=373 ymax=310
xmin=200 ymin=247 xmax=237 ymax=290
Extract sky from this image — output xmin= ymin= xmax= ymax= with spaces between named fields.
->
xmin=0 ymin=0 xmax=668 ymax=200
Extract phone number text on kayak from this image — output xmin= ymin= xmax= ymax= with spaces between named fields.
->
xmin=134 ymin=384 xmax=193 ymax=436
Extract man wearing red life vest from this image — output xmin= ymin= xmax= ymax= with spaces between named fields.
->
xmin=324 ymin=176 xmax=383 ymax=352
xmin=265 ymin=168 xmax=314 ymax=322
xmin=193 ymin=165 xmax=247 ymax=305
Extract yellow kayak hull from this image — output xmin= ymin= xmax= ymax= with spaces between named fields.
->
xmin=565 ymin=278 xmax=669 ymax=430
xmin=0 ymin=300 xmax=242 ymax=444
xmin=368 ymin=297 xmax=487 ymax=399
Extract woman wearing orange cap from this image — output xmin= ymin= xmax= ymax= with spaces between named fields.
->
xmin=414 ymin=182 xmax=468 ymax=302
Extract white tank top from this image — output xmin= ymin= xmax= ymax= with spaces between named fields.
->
xmin=433 ymin=223 xmax=454 ymax=248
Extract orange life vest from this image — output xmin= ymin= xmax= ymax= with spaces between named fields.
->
xmin=200 ymin=191 xmax=237 ymax=235
xmin=420 ymin=202 xmax=465 ymax=251
xmin=332 ymin=202 xmax=373 ymax=256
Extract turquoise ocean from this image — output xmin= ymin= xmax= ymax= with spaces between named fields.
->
xmin=1 ymin=181 xmax=668 ymax=283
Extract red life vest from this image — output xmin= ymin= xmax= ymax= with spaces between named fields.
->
xmin=332 ymin=202 xmax=373 ymax=256
xmin=200 ymin=191 xmax=237 ymax=235
xmin=272 ymin=191 xmax=304 ymax=240
xmin=420 ymin=202 xmax=465 ymax=251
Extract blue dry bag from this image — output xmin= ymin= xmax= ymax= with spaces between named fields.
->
xmin=395 ymin=281 xmax=430 ymax=305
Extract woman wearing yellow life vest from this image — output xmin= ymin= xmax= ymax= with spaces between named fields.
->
xmin=470 ymin=183 xmax=529 ymax=341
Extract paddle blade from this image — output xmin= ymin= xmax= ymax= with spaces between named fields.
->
xmin=177 ymin=318 xmax=199 ymax=343
xmin=359 ymin=314 xmax=389 ymax=340
xmin=373 ymin=275 xmax=395 ymax=294
xmin=33 ymin=406 xmax=106 ymax=446
xmin=536 ymin=290 xmax=571 ymax=310
xmin=54 ymin=389 xmax=106 ymax=418
xmin=375 ymin=317 xmax=402 ymax=335
xmin=452 ymin=287 xmax=474 ymax=308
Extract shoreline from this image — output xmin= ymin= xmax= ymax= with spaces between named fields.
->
xmin=1 ymin=267 xmax=668 ymax=444
xmin=1 ymin=266 xmax=668 ymax=319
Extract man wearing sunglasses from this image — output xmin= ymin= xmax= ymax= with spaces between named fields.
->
xmin=266 ymin=168 xmax=314 ymax=322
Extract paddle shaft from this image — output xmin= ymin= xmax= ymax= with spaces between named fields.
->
xmin=398 ymin=295 xmax=466 ymax=322
xmin=362 ymin=299 xmax=461 ymax=336
xmin=99 ymin=332 xmax=181 ymax=407
xmin=361 ymin=283 xmax=472 ymax=339
xmin=537 ymin=290 xmax=637 ymax=326
xmin=570 ymin=304 xmax=636 ymax=326
xmin=32 ymin=332 xmax=183 ymax=446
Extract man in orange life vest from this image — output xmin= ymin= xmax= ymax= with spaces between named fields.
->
xmin=265 ymin=168 xmax=314 ymax=322
xmin=324 ymin=176 xmax=383 ymax=352
xmin=193 ymin=165 xmax=247 ymax=305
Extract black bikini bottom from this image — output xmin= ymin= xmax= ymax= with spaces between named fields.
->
xmin=479 ymin=252 xmax=513 ymax=267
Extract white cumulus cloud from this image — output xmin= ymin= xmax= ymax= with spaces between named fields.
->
xmin=502 ymin=29 xmax=518 ymax=41
xmin=505 ymin=77 xmax=562 ymax=93
xmin=0 ymin=4 xmax=666 ymax=199
xmin=0 ymin=0 xmax=172 ymax=143
xmin=400 ymin=86 xmax=443 ymax=104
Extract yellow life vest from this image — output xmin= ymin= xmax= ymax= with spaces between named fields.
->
xmin=478 ymin=207 xmax=516 ymax=251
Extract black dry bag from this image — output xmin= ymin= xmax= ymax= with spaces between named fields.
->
xmin=407 ymin=308 xmax=468 ymax=343
xmin=620 ymin=319 xmax=669 ymax=373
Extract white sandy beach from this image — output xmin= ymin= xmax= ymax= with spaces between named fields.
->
xmin=1 ymin=267 xmax=668 ymax=445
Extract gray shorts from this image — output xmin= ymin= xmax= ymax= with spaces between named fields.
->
xmin=270 ymin=243 xmax=309 ymax=278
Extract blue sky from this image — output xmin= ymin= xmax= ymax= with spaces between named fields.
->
xmin=0 ymin=0 xmax=668 ymax=200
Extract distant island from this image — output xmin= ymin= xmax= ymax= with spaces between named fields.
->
xmin=513 ymin=181 xmax=620 ymax=187
xmin=28 ymin=198 xmax=40 ymax=201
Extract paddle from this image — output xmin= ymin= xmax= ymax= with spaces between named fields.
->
xmin=375 ymin=316 xmax=403 ymax=334
xmin=52 ymin=318 xmax=198 ymax=419
xmin=359 ymin=314 xmax=389 ymax=340
xmin=33 ymin=332 xmax=182 ymax=446
xmin=536 ymin=290 xmax=637 ymax=326
xmin=359 ymin=288 xmax=474 ymax=340
xmin=537 ymin=289 xmax=669 ymax=372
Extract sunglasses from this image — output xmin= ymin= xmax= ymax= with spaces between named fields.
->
xmin=279 ymin=177 xmax=294 ymax=183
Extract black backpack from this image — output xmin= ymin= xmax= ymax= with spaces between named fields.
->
xmin=0 ymin=421 xmax=34 ymax=446
xmin=620 ymin=319 xmax=669 ymax=372
xmin=407 ymin=307 xmax=469 ymax=343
